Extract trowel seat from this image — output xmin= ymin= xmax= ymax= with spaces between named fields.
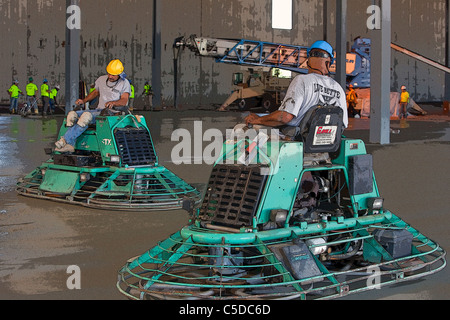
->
xmin=295 ymin=105 xmax=344 ymax=154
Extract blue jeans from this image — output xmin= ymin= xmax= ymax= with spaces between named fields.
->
xmin=9 ymin=97 xmax=18 ymax=113
xmin=64 ymin=110 xmax=102 ymax=146
xmin=26 ymin=96 xmax=38 ymax=111
xmin=49 ymin=99 xmax=55 ymax=112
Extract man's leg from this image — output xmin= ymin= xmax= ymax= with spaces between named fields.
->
xmin=33 ymin=97 xmax=38 ymax=114
xmin=144 ymin=95 xmax=149 ymax=111
xmin=400 ymin=103 xmax=406 ymax=119
xmin=55 ymin=110 xmax=83 ymax=149
xmin=10 ymin=98 xmax=16 ymax=113
xmin=9 ymin=98 xmax=14 ymax=113
xmin=13 ymin=98 xmax=19 ymax=113
xmin=129 ymin=98 xmax=134 ymax=111
xmin=56 ymin=111 xmax=98 ymax=152
xmin=49 ymin=99 xmax=55 ymax=114
xmin=43 ymin=97 xmax=49 ymax=115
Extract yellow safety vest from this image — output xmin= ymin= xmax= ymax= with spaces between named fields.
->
xmin=8 ymin=84 xmax=22 ymax=98
xmin=26 ymin=83 xmax=38 ymax=96
xmin=400 ymin=91 xmax=410 ymax=103
xmin=50 ymin=89 xmax=58 ymax=100
xmin=41 ymin=83 xmax=50 ymax=97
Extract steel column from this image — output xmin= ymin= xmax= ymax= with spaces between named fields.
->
xmin=445 ymin=0 xmax=450 ymax=108
xmin=335 ymin=0 xmax=347 ymax=90
xmin=65 ymin=0 xmax=80 ymax=115
xmin=370 ymin=0 xmax=391 ymax=144
xmin=152 ymin=0 xmax=162 ymax=108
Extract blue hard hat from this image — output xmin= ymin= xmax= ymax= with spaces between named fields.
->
xmin=43 ymin=78 xmax=48 ymax=83
xmin=308 ymin=40 xmax=335 ymax=64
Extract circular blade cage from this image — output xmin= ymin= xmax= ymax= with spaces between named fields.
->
xmin=117 ymin=215 xmax=446 ymax=300
xmin=16 ymin=166 xmax=202 ymax=211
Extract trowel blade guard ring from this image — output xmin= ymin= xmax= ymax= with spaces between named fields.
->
xmin=16 ymin=165 xmax=202 ymax=211
xmin=116 ymin=213 xmax=446 ymax=300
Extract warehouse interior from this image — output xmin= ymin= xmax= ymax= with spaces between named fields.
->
xmin=1 ymin=1 xmax=449 ymax=106
xmin=0 ymin=0 xmax=449 ymax=304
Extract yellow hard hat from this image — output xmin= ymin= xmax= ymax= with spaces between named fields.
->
xmin=106 ymin=59 xmax=124 ymax=76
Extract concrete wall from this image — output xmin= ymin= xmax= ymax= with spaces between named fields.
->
xmin=170 ymin=0 xmax=325 ymax=107
xmin=1 ymin=0 xmax=66 ymax=103
xmin=0 ymin=0 xmax=447 ymax=108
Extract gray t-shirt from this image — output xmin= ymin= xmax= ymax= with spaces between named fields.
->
xmin=279 ymin=73 xmax=348 ymax=128
xmin=94 ymin=75 xmax=131 ymax=110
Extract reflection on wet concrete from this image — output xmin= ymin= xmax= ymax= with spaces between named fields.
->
xmin=0 ymin=111 xmax=449 ymax=300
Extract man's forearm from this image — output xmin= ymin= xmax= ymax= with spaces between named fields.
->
xmin=251 ymin=111 xmax=293 ymax=127
xmin=114 ymin=93 xmax=130 ymax=107
xmin=105 ymin=94 xmax=130 ymax=109
xmin=83 ymin=90 xmax=99 ymax=103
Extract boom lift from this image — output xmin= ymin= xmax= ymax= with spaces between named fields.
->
xmin=346 ymin=37 xmax=450 ymax=88
xmin=175 ymin=35 xmax=450 ymax=111
xmin=174 ymin=35 xmax=311 ymax=111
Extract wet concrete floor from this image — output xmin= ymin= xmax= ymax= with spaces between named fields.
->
xmin=0 ymin=108 xmax=449 ymax=300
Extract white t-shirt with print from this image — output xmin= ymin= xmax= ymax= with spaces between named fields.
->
xmin=279 ymin=73 xmax=348 ymax=128
xmin=95 ymin=75 xmax=131 ymax=110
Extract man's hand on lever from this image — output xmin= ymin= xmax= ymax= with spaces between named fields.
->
xmin=105 ymin=101 xmax=115 ymax=109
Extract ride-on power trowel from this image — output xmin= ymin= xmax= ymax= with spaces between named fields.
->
xmin=16 ymin=110 xmax=201 ymax=211
xmin=117 ymin=106 xmax=446 ymax=300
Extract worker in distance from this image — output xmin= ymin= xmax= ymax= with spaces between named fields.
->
xmin=245 ymin=40 xmax=348 ymax=133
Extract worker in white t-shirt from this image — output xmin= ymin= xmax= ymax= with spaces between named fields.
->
xmin=55 ymin=59 xmax=131 ymax=153
xmin=245 ymin=40 xmax=348 ymax=130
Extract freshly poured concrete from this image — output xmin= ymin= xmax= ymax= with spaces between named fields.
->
xmin=0 ymin=107 xmax=448 ymax=300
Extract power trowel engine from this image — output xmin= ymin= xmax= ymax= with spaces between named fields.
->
xmin=292 ymin=171 xmax=341 ymax=223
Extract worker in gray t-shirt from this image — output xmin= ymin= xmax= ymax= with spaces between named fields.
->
xmin=245 ymin=40 xmax=348 ymax=131
xmin=92 ymin=73 xmax=131 ymax=111
xmin=55 ymin=59 xmax=131 ymax=153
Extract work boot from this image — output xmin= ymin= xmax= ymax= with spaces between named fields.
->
xmin=55 ymin=144 xmax=75 ymax=153
xmin=55 ymin=137 xmax=67 ymax=149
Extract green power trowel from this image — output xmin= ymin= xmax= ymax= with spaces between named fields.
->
xmin=117 ymin=106 xmax=446 ymax=300
xmin=16 ymin=113 xmax=201 ymax=211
